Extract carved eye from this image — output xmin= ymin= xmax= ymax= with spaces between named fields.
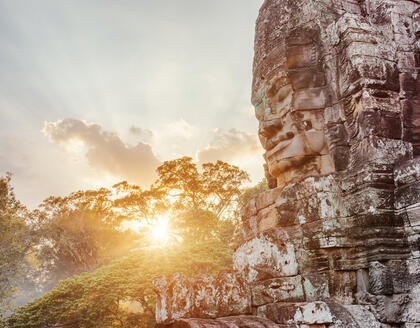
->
xmin=277 ymin=85 xmax=292 ymax=102
xmin=303 ymin=120 xmax=312 ymax=130
xmin=259 ymin=119 xmax=283 ymax=138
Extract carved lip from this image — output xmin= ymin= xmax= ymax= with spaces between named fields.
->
xmin=265 ymin=139 xmax=292 ymax=160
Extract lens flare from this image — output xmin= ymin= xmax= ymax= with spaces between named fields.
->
xmin=150 ymin=216 xmax=169 ymax=244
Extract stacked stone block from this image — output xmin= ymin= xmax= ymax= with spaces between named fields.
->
xmin=153 ymin=0 xmax=420 ymax=327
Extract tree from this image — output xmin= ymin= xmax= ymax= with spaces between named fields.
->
xmin=33 ymin=183 xmax=156 ymax=287
xmin=3 ymin=240 xmax=232 ymax=328
xmin=153 ymin=157 xmax=250 ymax=243
xmin=0 ymin=174 xmax=31 ymax=309
xmin=2 ymin=157 xmax=253 ymax=321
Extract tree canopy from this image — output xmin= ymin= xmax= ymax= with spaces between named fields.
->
xmin=0 ymin=158 xmax=260 ymax=327
xmin=0 ymin=174 xmax=32 ymax=310
xmin=3 ymin=240 xmax=232 ymax=328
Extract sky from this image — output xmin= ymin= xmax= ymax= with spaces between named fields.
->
xmin=0 ymin=0 xmax=265 ymax=209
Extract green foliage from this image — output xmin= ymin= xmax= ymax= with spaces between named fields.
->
xmin=154 ymin=157 xmax=249 ymax=242
xmin=33 ymin=186 xmax=145 ymax=286
xmin=3 ymin=240 xmax=232 ymax=328
xmin=0 ymin=174 xmax=31 ymax=309
xmin=1 ymin=158 xmax=260 ymax=326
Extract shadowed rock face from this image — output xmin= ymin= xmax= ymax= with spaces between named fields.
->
xmin=153 ymin=1 xmax=420 ymax=327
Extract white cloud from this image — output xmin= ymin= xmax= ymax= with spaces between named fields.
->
xmin=43 ymin=118 xmax=161 ymax=186
xmin=129 ymin=126 xmax=154 ymax=142
xmin=197 ymin=128 xmax=262 ymax=164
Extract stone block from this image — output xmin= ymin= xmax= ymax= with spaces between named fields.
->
xmin=297 ymin=248 xmax=330 ymax=274
xmin=329 ymin=271 xmax=357 ymax=305
xmin=257 ymin=302 xmax=333 ymax=325
xmin=387 ymin=260 xmax=411 ymax=294
xmin=242 ymin=215 xmax=258 ymax=241
xmin=217 ymin=315 xmax=285 ymax=328
xmin=191 ymin=274 xmax=217 ymax=318
xmin=341 ymin=305 xmax=382 ymax=328
xmin=303 ymin=272 xmax=330 ymax=301
xmin=288 ymin=69 xmax=326 ymax=90
xmin=369 ymin=261 xmax=393 ymax=295
xmin=375 ymin=294 xmax=419 ymax=323
xmin=339 ymin=56 xmax=399 ymax=96
xmin=358 ymin=89 xmax=401 ymax=113
xmin=331 ymin=145 xmax=350 ymax=171
xmin=240 ymin=198 xmax=257 ymax=220
xmin=391 ymin=12 xmax=413 ymax=36
xmin=286 ymin=45 xmax=319 ymax=69
xmin=357 ymin=110 xmax=402 ymax=140
xmin=402 ymin=98 xmax=420 ymax=129
xmin=255 ymin=189 xmax=280 ymax=211
xmin=356 ymin=269 xmax=370 ymax=294
xmin=395 ymin=181 xmax=420 ymax=210
xmin=407 ymin=229 xmax=420 ymax=258
xmin=403 ymin=126 xmax=420 ymax=144
xmin=345 ymin=41 xmax=396 ymax=61
xmin=326 ymin=124 xmax=348 ymax=147
xmin=164 ymin=316 xmax=282 ymax=328
xmin=293 ymin=87 xmax=330 ymax=110
xmin=394 ymin=32 xmax=416 ymax=45
xmin=251 ymin=276 xmax=305 ymax=306
xmin=258 ymin=207 xmax=280 ymax=232
xmin=215 ymin=271 xmax=251 ymax=317
xmin=399 ymin=72 xmax=418 ymax=92
xmin=407 ymin=203 xmax=420 ymax=227
xmin=344 ymin=187 xmax=395 ymax=215
xmin=275 ymin=198 xmax=301 ymax=226
xmin=302 ymin=219 xmax=352 ymax=250
xmin=350 ymin=136 xmax=412 ymax=168
xmin=234 ymin=232 xmax=298 ymax=283
xmin=153 ymin=273 xmax=194 ymax=325
xmin=394 ymin=157 xmax=420 ymax=187
xmin=398 ymin=52 xmax=417 ymax=71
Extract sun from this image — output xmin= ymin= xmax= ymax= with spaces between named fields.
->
xmin=150 ymin=216 xmax=169 ymax=244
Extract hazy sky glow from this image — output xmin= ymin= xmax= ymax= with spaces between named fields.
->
xmin=0 ymin=0 xmax=264 ymax=208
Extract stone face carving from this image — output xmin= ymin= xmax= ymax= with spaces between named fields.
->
xmin=154 ymin=0 xmax=420 ymax=327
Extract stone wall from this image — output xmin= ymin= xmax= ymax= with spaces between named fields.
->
xmin=153 ymin=0 xmax=420 ymax=327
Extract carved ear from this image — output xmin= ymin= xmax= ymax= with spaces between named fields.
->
xmin=264 ymin=164 xmax=277 ymax=189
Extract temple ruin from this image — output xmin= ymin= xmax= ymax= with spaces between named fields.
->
xmin=153 ymin=0 xmax=420 ymax=326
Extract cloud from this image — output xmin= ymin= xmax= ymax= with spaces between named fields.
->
xmin=43 ymin=119 xmax=161 ymax=186
xmin=129 ymin=126 xmax=154 ymax=142
xmin=197 ymin=128 xmax=261 ymax=164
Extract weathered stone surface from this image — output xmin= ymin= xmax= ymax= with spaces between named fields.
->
xmin=330 ymin=304 xmax=382 ymax=328
xmin=369 ymin=261 xmax=394 ymax=295
xmin=375 ymin=294 xmax=420 ymax=323
xmin=257 ymin=302 xmax=333 ymax=325
xmin=215 ymin=271 xmax=251 ymax=317
xmin=161 ymin=316 xmax=282 ymax=328
xmin=251 ymin=276 xmax=305 ymax=306
xmin=153 ymin=273 xmax=194 ymax=325
xmin=154 ymin=0 xmax=420 ymax=326
xmin=302 ymin=272 xmax=330 ymax=302
xmin=191 ymin=275 xmax=217 ymax=318
xmin=234 ymin=232 xmax=298 ymax=284
xmin=394 ymin=157 xmax=420 ymax=187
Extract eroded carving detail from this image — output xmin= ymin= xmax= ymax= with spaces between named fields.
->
xmin=154 ymin=1 xmax=420 ymax=327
